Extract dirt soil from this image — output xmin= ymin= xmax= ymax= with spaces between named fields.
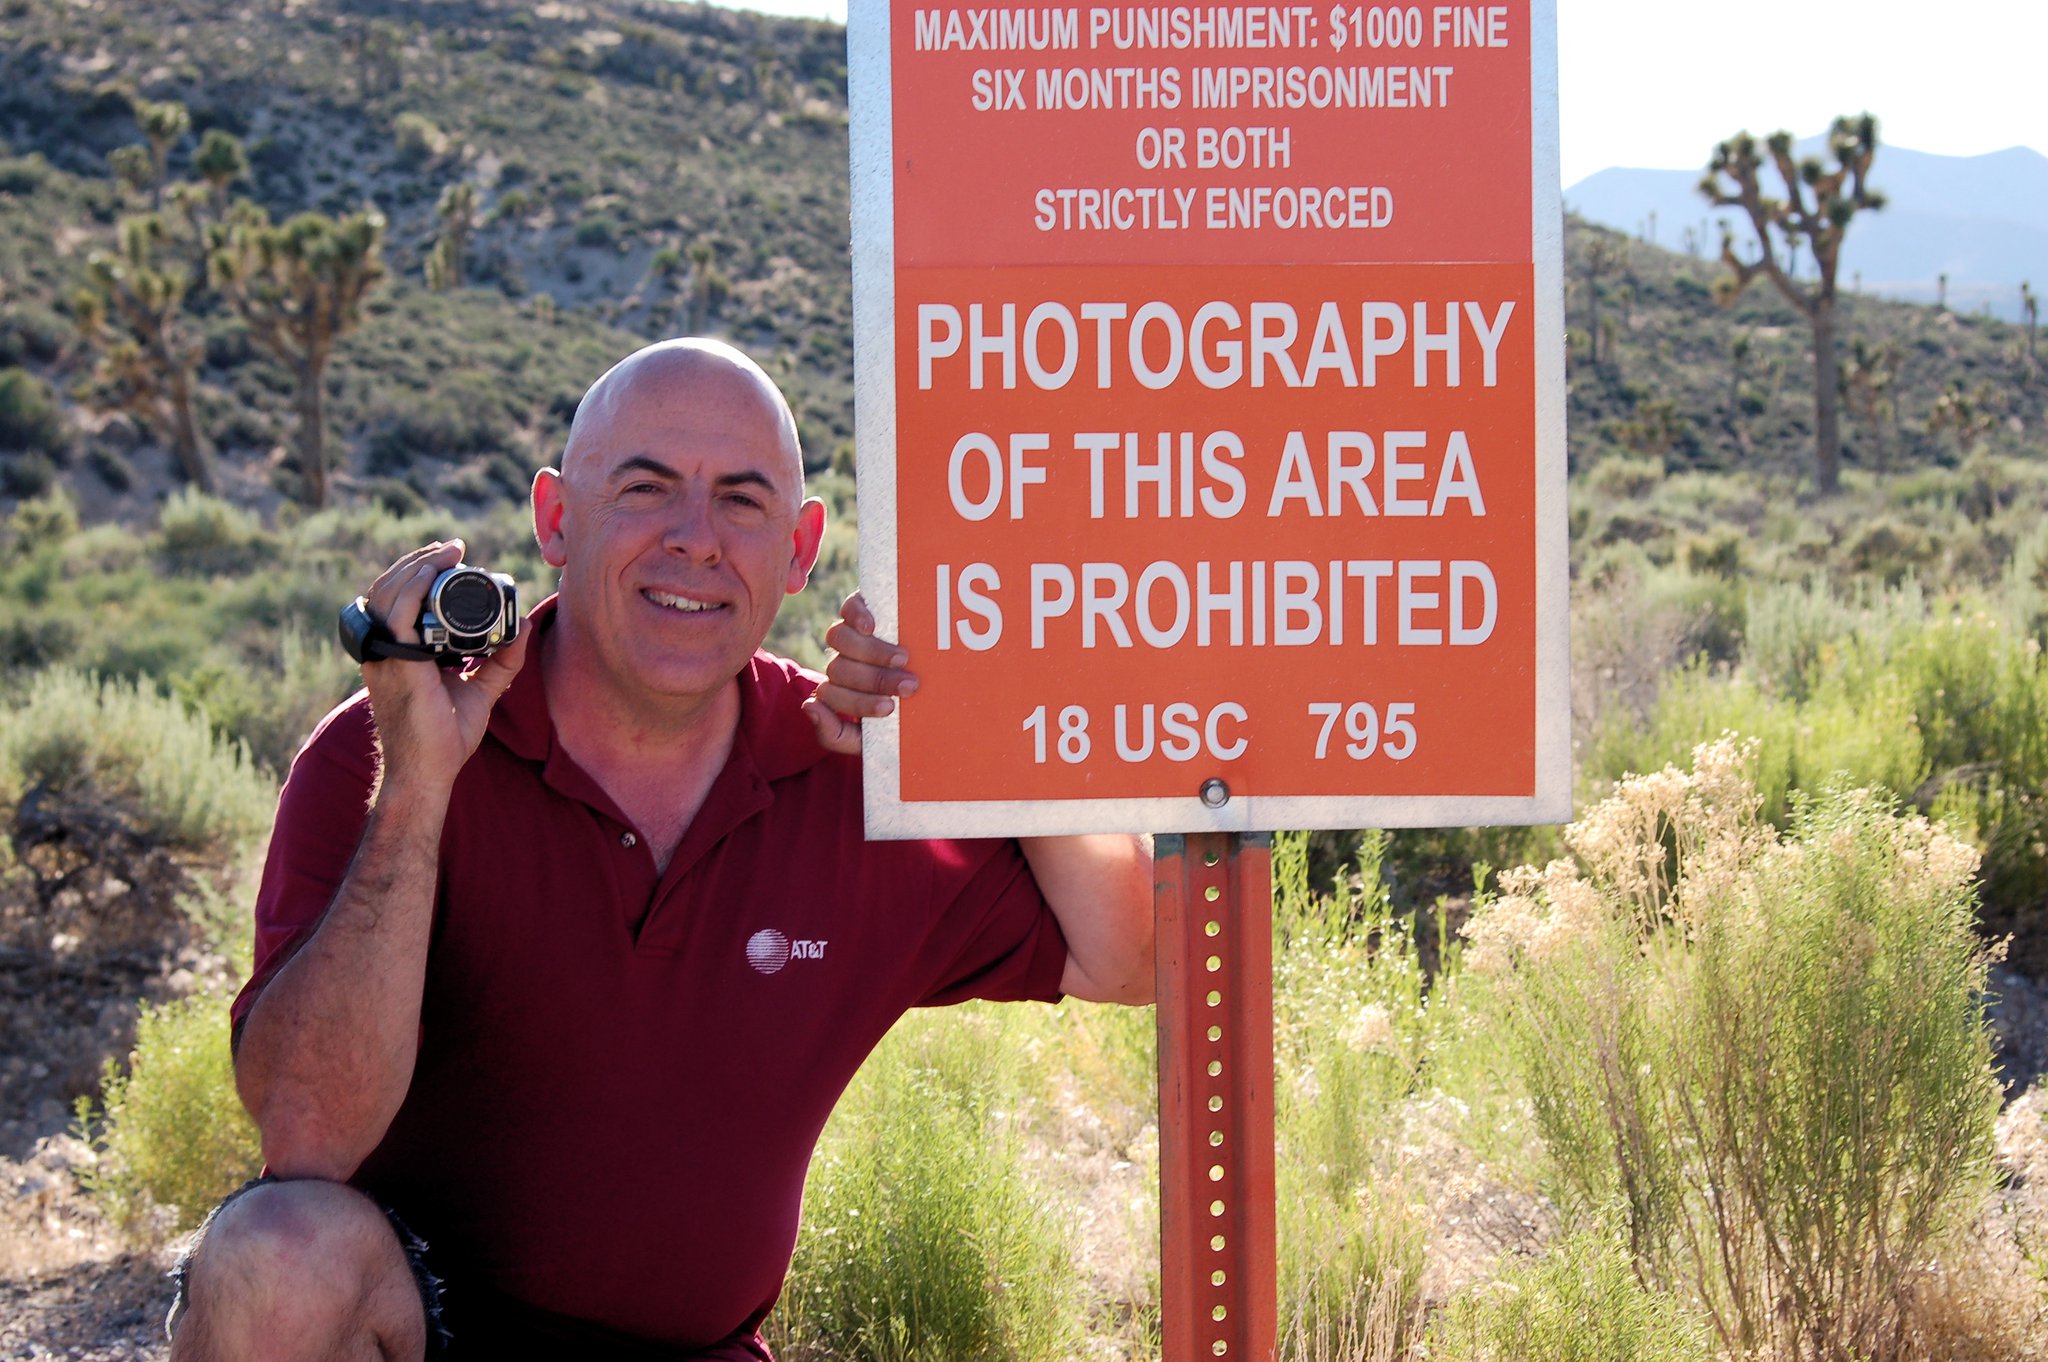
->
xmin=0 ymin=791 xmax=233 ymax=1361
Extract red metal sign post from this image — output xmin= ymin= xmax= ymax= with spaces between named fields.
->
xmin=1154 ymin=832 xmax=1276 ymax=1361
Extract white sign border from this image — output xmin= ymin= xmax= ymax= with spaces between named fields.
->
xmin=850 ymin=0 xmax=1569 ymax=840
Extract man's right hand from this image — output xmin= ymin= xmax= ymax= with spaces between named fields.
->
xmin=358 ymin=539 xmax=531 ymax=793
xmin=240 ymin=538 xmax=531 ymax=1180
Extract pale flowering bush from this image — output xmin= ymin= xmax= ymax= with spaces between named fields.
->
xmin=1463 ymin=737 xmax=2001 ymax=1362
xmin=1593 ymin=579 xmax=2048 ymax=960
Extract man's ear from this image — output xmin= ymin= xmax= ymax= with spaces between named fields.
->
xmin=785 ymin=496 xmax=827 ymax=594
xmin=533 ymin=468 xmax=568 ymax=568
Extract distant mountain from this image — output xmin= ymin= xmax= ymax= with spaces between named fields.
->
xmin=1566 ymin=142 xmax=2048 ymax=320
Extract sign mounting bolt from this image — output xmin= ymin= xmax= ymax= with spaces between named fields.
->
xmin=1199 ymin=778 xmax=1230 ymax=809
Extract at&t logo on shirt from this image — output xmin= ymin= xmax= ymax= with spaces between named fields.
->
xmin=745 ymin=929 xmax=828 ymax=974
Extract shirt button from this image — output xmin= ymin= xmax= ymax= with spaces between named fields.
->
xmin=620 ymin=832 xmax=637 ymax=848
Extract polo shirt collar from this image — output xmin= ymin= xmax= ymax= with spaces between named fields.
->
xmin=486 ymin=594 xmax=831 ymax=785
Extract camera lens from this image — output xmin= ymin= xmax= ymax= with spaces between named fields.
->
xmin=438 ymin=571 xmax=502 ymax=634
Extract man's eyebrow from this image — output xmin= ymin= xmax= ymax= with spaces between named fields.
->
xmin=605 ymin=456 xmax=786 ymax=494
xmin=608 ymin=455 xmax=681 ymax=483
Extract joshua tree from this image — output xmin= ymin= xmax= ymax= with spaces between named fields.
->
xmin=684 ymin=237 xmax=728 ymax=333
xmin=132 ymin=99 xmax=190 ymax=210
xmin=212 ymin=204 xmax=386 ymax=507
xmin=191 ymin=129 xmax=248 ymax=218
xmin=1701 ymin=114 xmax=1885 ymax=494
xmin=1927 ymin=379 xmax=1999 ymax=455
xmin=1843 ymin=338 xmax=1900 ymax=472
xmin=2023 ymin=281 xmax=2039 ymax=373
xmin=76 ymin=214 xmax=214 ymax=492
xmin=430 ymin=182 xmax=478 ymax=290
xmin=1579 ymin=229 xmax=1625 ymax=370
xmin=346 ymin=20 xmax=407 ymax=97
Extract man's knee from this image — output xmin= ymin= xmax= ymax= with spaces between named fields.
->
xmin=170 ymin=1178 xmax=425 ymax=1361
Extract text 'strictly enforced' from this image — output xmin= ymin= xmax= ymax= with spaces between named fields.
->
xmin=852 ymin=1 xmax=1568 ymax=837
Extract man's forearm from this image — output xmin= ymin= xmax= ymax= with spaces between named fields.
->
xmin=234 ymin=778 xmax=450 ymax=1180
xmin=1023 ymin=833 xmax=1156 ymax=1005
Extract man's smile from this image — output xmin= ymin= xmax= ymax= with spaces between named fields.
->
xmin=642 ymin=588 xmax=727 ymax=615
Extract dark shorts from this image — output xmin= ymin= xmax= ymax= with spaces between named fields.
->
xmin=170 ymin=1178 xmax=772 ymax=1361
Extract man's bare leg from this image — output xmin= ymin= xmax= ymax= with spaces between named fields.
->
xmin=168 ymin=1179 xmax=428 ymax=1362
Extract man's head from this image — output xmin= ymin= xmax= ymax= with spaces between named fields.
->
xmin=533 ymin=338 xmax=826 ymax=711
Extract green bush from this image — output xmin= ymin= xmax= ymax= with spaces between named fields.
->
xmin=85 ymin=443 xmax=136 ymax=491
xmin=1606 ymin=579 xmax=2048 ymax=918
xmin=1427 ymin=1230 xmax=1710 ymax=1362
xmin=363 ymin=386 xmax=512 ymax=474
xmin=0 ymin=302 xmax=70 ymax=365
xmin=392 ymin=112 xmax=446 ymax=166
xmin=76 ymin=991 xmax=261 ymax=1236
xmin=0 ymin=668 xmax=274 ymax=856
xmin=1 ymin=449 xmax=57 ymax=496
xmin=771 ymin=1008 xmax=1082 ymax=1362
xmin=168 ymin=628 xmax=361 ymax=777
xmin=1464 ymin=739 xmax=2001 ymax=1362
xmin=1272 ymin=830 xmax=1432 ymax=1356
xmin=0 ymin=368 xmax=67 ymax=457
xmin=155 ymin=490 xmax=278 ymax=577
xmin=4 ymin=486 xmax=79 ymax=555
xmin=0 ymin=152 xmax=49 ymax=194
xmin=1584 ymin=454 xmax=1662 ymax=500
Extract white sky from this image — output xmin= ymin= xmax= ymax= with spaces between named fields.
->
xmin=691 ymin=0 xmax=2048 ymax=185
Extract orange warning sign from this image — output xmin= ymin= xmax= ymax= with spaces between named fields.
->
xmin=851 ymin=0 xmax=1568 ymax=836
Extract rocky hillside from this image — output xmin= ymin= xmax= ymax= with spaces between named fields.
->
xmin=0 ymin=0 xmax=2042 ymax=538
xmin=0 ymin=0 xmax=856 ymax=519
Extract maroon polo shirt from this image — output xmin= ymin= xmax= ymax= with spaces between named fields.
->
xmin=232 ymin=599 xmax=1069 ymax=1351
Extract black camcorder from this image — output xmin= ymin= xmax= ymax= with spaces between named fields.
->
xmin=339 ymin=565 xmax=520 ymax=667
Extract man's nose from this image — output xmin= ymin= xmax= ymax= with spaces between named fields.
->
xmin=661 ymin=491 xmax=721 ymax=563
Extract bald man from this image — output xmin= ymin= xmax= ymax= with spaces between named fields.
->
xmin=167 ymin=340 xmax=1153 ymax=1361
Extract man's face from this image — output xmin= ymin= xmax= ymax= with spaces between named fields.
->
xmin=533 ymin=346 xmax=826 ymax=709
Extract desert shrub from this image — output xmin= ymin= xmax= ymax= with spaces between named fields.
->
xmin=169 ymin=629 xmax=361 ymax=776
xmin=76 ymin=991 xmax=261 ymax=1236
xmin=155 ymin=490 xmax=277 ymax=577
xmin=85 ymin=443 xmax=136 ymax=491
xmin=1584 ymin=453 xmax=1662 ymax=500
xmin=0 ymin=367 xmax=67 ymax=457
xmin=0 ymin=612 xmax=78 ymax=668
xmin=1589 ymin=661 xmax=1926 ymax=828
xmin=1427 ymin=1230 xmax=1710 ymax=1362
xmin=0 ymin=668 xmax=274 ymax=855
xmin=574 ymin=214 xmax=618 ymax=248
xmin=4 ymin=486 xmax=79 ymax=555
xmin=363 ymin=384 xmax=513 ymax=474
xmin=391 ymin=112 xmax=446 ymax=166
xmin=1680 ymin=529 xmax=1744 ymax=579
xmin=771 ymin=1008 xmax=1082 ymax=1362
xmin=0 ymin=152 xmax=49 ymax=194
xmin=367 ymin=477 xmax=427 ymax=517
xmin=1271 ymin=830 xmax=1431 ymax=1356
xmin=1667 ymin=580 xmax=2048 ymax=915
xmin=1464 ymin=739 xmax=2001 ymax=1362
xmin=0 ymin=302 xmax=70 ymax=365
xmin=2 ymin=449 xmax=57 ymax=496
xmin=1845 ymin=517 xmax=1935 ymax=585
xmin=1743 ymin=575 xmax=1927 ymax=700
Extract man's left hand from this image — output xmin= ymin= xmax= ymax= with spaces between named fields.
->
xmin=804 ymin=591 xmax=916 ymax=756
